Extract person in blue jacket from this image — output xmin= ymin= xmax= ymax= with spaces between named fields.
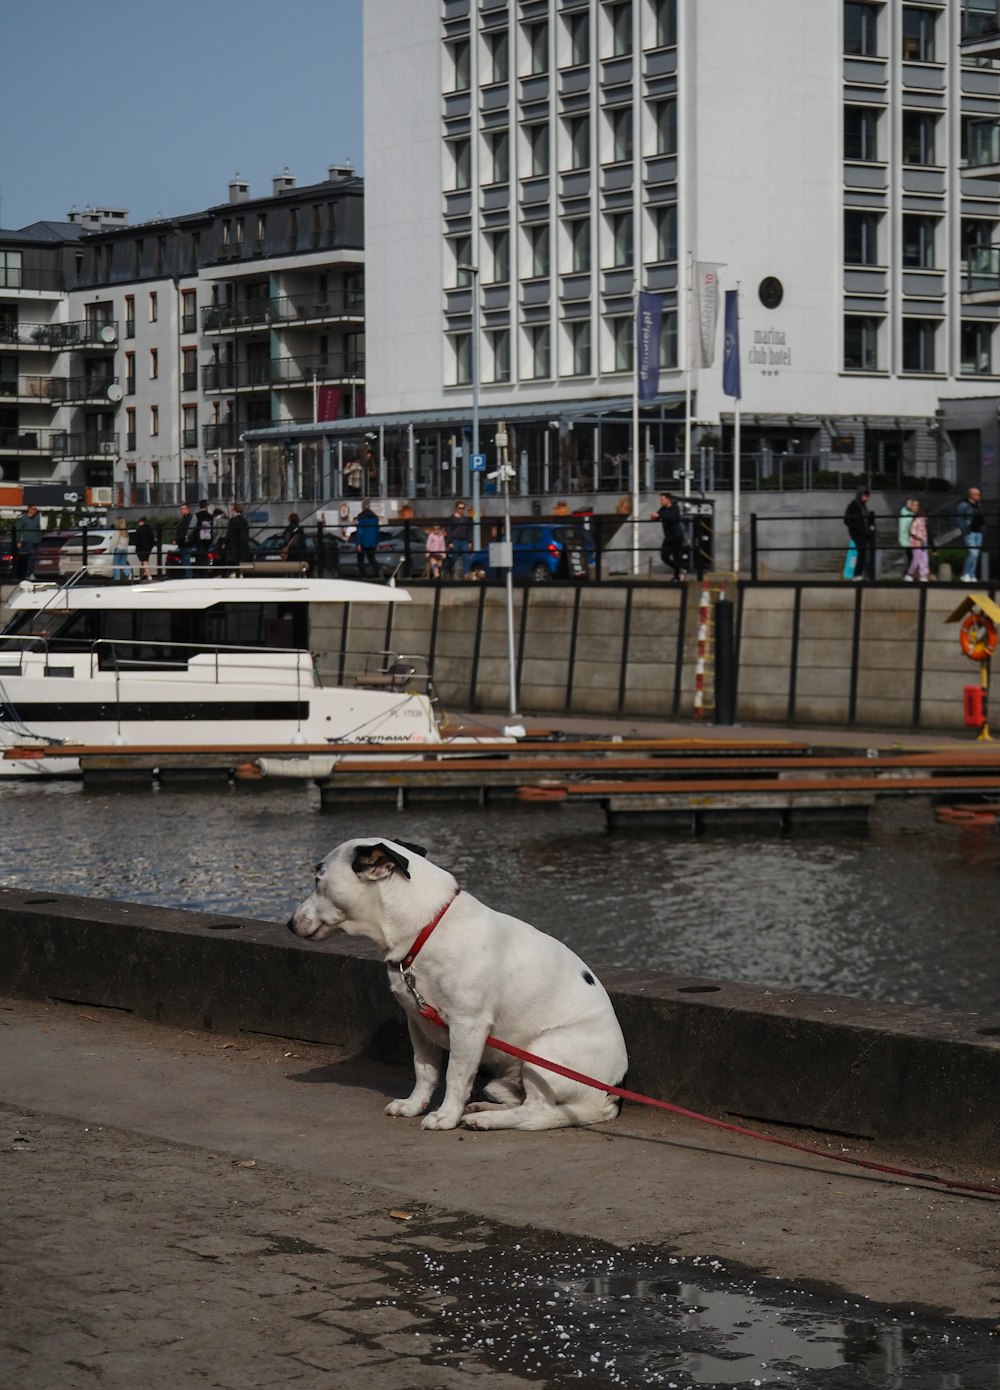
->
xmin=353 ymin=500 xmax=381 ymax=578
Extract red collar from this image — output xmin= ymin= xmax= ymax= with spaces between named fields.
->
xmin=398 ymin=888 xmax=461 ymax=969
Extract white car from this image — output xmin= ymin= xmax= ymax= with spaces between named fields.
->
xmin=55 ymin=528 xmax=144 ymax=580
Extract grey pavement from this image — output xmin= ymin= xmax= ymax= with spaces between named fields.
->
xmin=2 ymin=996 xmax=998 ymax=1390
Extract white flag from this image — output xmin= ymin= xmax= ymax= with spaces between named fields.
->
xmin=693 ymin=262 xmax=721 ymax=368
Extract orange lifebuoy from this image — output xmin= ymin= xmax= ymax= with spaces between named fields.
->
xmin=959 ymin=611 xmax=997 ymax=662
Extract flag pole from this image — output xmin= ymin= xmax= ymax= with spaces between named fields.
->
xmin=632 ymin=277 xmax=640 ymax=575
xmin=683 ymin=253 xmax=693 ymax=501
xmin=732 ymin=285 xmax=742 ymax=575
xmin=722 ymin=286 xmax=743 ymax=575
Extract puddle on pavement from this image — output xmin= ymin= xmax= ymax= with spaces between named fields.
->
xmin=382 ymin=1221 xmax=1000 ymax=1388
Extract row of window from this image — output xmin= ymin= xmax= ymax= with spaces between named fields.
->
xmin=844 ymin=210 xmax=998 ymax=268
xmin=448 ymin=314 xmax=995 ymax=385
xmin=447 ymin=0 xmax=677 ymax=89
xmin=448 ymin=204 xmax=676 ymax=284
xmin=843 ymin=106 xmax=995 ymax=166
xmin=844 ymin=2 xmax=943 ymax=63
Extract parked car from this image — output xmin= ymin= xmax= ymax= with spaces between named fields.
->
xmin=0 ymin=533 xmax=21 ymax=580
xmin=29 ymin=530 xmax=83 ymax=580
xmin=465 ymin=523 xmax=595 ymax=582
xmin=337 ymin=523 xmax=428 ymax=578
xmin=55 ymin=528 xmax=142 ymax=580
xmin=251 ymin=531 xmax=320 ymax=573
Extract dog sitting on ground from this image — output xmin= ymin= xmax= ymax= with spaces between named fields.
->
xmin=287 ymin=837 xmax=628 ymax=1132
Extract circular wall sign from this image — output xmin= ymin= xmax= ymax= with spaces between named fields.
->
xmin=759 ymin=277 xmax=784 ymax=309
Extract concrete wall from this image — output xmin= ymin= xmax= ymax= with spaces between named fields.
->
xmin=2 ymin=889 xmax=997 ymax=1164
xmin=327 ymin=580 xmax=977 ymax=732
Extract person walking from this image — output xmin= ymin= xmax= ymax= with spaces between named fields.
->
xmin=112 ymin=517 xmax=133 ymax=583
xmin=14 ymin=502 xmax=42 ymax=579
xmin=843 ymin=487 xmax=873 ymax=581
xmin=956 ymin=485 xmax=984 ymax=583
xmin=193 ymin=500 xmax=214 ymax=574
xmin=133 ymin=516 xmax=156 ymax=581
xmin=898 ymin=498 xmax=916 ymax=580
xmin=222 ymin=503 xmax=252 ymax=575
xmin=281 ymin=512 xmax=309 ymax=572
xmin=353 ymin=500 xmax=381 ymax=578
xmin=175 ymin=502 xmax=195 ymax=578
xmin=652 ymin=491 xmax=687 ymax=582
xmin=445 ymin=500 xmax=471 ymax=578
xmin=424 ymin=522 xmax=447 ymax=579
xmin=904 ymin=501 xmax=930 ymax=582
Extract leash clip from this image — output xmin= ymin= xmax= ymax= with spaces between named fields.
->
xmin=399 ymin=964 xmax=427 ymax=1012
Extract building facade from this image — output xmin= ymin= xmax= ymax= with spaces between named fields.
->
xmin=0 ymin=169 xmax=365 ymax=510
xmin=357 ymin=0 xmax=1000 ymax=496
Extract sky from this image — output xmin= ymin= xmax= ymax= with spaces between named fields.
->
xmin=1 ymin=0 xmax=364 ymax=230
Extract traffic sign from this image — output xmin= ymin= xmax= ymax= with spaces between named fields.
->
xmin=471 ymin=453 xmax=487 ymax=471
xmin=672 ymin=468 xmax=695 ymax=479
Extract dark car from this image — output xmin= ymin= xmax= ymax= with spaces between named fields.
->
xmin=466 ymin=523 xmax=595 ymax=582
xmin=29 ymin=530 xmax=87 ymax=580
xmin=0 ymin=533 xmax=19 ymax=580
xmin=252 ymin=531 xmax=321 ymax=574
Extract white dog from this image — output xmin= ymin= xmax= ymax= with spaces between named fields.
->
xmin=288 ymin=837 xmax=628 ymax=1132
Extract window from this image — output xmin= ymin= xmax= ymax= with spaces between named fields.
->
xmin=527 ymin=223 xmax=550 ymax=277
xmin=0 ymin=250 xmax=22 ymax=288
xmin=964 ymin=116 xmax=1000 ymax=168
xmin=182 ymin=347 xmax=197 ymax=391
xmin=653 ymin=0 xmax=677 ymax=47
xmin=961 ymin=322 xmax=994 ymax=375
xmin=901 ymin=318 xmax=937 ymax=371
xmin=527 ymin=123 xmax=550 ymax=176
xmin=902 ymin=111 xmax=936 ymax=165
xmin=487 ymin=29 xmax=509 ymax=83
xmin=489 ymin=328 xmax=511 ymax=383
xmin=526 ymin=324 xmax=551 ymax=378
xmin=125 ymin=407 xmax=136 ymax=452
xmin=844 ymin=210 xmax=880 ymax=265
xmin=569 ymin=218 xmax=591 ymax=273
xmin=452 ymin=332 xmax=472 ymax=386
xmin=448 ymin=38 xmax=471 ymax=90
xmin=902 ymin=6 xmax=935 ymax=61
xmin=567 ymin=10 xmax=590 ymax=65
xmin=149 ymin=291 xmax=158 ymax=322
xmin=612 ymin=317 xmax=633 ymax=371
xmin=568 ymin=320 xmax=591 ymax=375
xmin=609 ymin=2 xmax=633 ymax=55
xmin=235 ymin=217 xmax=244 ymax=248
xmin=902 ymin=215 xmax=937 ymax=268
xmin=962 ymin=218 xmax=996 ymax=285
xmin=844 ymin=315 xmax=880 ymax=370
xmin=565 ymin=114 xmax=590 ymax=170
xmin=844 ymin=106 xmax=879 ymax=161
xmin=653 ymin=204 xmax=678 ymax=262
xmin=661 ymin=311 xmax=679 ymax=369
xmin=255 ymin=214 xmax=266 ymax=252
xmin=451 ymin=236 xmax=473 ymax=287
xmin=487 ymin=130 xmax=510 ymax=184
xmin=525 ymin=20 xmax=548 ymax=73
xmin=149 ymin=348 xmax=159 ymax=380
xmin=125 ymin=352 xmax=136 ymax=395
xmin=844 ymin=1 xmax=879 ymax=55
xmin=150 ymin=404 xmax=160 ymax=436
xmin=450 ymin=138 xmax=471 ymax=190
xmin=181 ymin=289 xmax=197 ymax=333
xmin=182 ymin=405 xmax=198 ymax=449
xmin=488 ymin=230 xmax=510 ymax=283
xmin=125 ymin=295 xmax=135 ymax=338
xmin=609 ymin=211 xmax=634 ymax=267
xmin=611 ymin=106 xmax=633 ymax=162
xmin=653 ymin=99 xmax=677 ymax=156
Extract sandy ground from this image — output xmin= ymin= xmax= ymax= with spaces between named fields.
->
xmin=2 ymin=996 xmax=999 ymax=1389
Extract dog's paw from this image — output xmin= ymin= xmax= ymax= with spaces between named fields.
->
xmin=421 ymin=1109 xmax=461 ymax=1131
xmin=385 ymin=1098 xmax=427 ymax=1118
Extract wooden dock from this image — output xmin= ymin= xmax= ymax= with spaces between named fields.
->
xmin=9 ymin=736 xmax=1000 ymax=830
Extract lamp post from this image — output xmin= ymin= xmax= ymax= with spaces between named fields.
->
xmin=459 ymin=263 xmax=482 ymax=547
xmin=491 ymin=420 xmax=524 ymax=737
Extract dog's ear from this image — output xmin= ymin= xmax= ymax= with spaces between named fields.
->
xmin=351 ymin=841 xmax=414 ymax=881
xmin=394 ymin=840 xmax=428 ymax=860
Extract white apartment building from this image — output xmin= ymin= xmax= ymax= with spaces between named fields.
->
xmin=360 ymin=0 xmax=1000 ymax=494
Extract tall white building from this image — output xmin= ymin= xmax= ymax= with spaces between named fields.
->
xmin=363 ymin=0 xmax=1000 ymax=489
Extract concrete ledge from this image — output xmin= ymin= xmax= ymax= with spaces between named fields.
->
xmin=1 ymin=887 xmax=998 ymax=1164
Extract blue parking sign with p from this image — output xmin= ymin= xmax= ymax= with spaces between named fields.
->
xmin=471 ymin=453 xmax=486 ymax=471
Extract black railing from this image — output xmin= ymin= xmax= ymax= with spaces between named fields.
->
xmin=202 ymin=353 xmax=365 ymax=391
xmin=0 ymin=320 xmax=118 ymax=349
xmin=200 ymin=288 xmax=364 ymax=332
xmin=749 ymin=507 xmax=974 ymax=581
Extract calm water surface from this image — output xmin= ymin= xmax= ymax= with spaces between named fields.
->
xmin=2 ymin=781 xmax=998 ymax=1014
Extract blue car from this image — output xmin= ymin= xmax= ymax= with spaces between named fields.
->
xmin=466 ymin=522 xmax=594 ymax=581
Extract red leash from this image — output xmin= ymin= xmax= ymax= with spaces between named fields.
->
xmin=397 ymin=898 xmax=999 ymax=1198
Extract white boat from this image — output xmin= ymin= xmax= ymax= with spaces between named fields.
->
xmin=0 ymin=576 xmax=441 ymax=777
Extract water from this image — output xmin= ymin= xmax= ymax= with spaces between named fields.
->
xmin=1 ymin=780 xmax=999 ymax=1014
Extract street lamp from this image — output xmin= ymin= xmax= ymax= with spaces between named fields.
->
xmin=458 ymin=263 xmax=482 ymax=547
xmin=489 ymin=420 xmax=524 ymax=738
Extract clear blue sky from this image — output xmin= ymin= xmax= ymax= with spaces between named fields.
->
xmin=2 ymin=0 xmax=363 ymax=230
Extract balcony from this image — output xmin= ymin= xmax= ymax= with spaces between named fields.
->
xmin=0 ymin=319 xmax=118 ymax=350
xmin=0 ymin=374 xmax=120 ymax=404
xmin=965 ymin=118 xmax=1000 ymax=177
xmin=962 ymin=2 xmax=1000 ymax=60
xmin=962 ymin=246 xmax=1000 ymax=303
xmin=201 ymin=352 xmax=365 ymax=393
xmin=200 ymin=288 xmax=364 ymax=332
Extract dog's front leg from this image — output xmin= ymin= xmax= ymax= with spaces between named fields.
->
xmin=385 ymin=1016 xmax=444 ymax=1119
xmin=422 ymin=1021 xmax=490 ymax=1131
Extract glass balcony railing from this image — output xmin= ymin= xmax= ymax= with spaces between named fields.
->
xmin=963 ymin=245 xmax=1000 ymax=295
xmin=966 ymin=119 xmax=1000 ymax=169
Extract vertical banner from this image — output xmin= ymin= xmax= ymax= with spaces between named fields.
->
xmin=316 ymin=385 xmax=341 ymax=422
xmin=693 ymin=262 xmax=720 ymax=368
xmin=636 ymin=290 xmax=663 ymax=401
xmin=722 ymin=290 xmax=741 ymax=399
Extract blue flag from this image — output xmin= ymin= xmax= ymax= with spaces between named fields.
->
xmin=636 ymin=290 xmax=662 ymax=401
xmin=722 ymin=289 xmax=741 ymax=399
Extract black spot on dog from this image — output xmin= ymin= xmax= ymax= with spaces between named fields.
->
xmin=582 ymin=970 xmax=595 ymax=986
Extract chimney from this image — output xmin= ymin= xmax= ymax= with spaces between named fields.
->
xmin=228 ymin=175 xmax=250 ymax=204
xmin=272 ymin=168 xmax=296 ymax=196
xmin=327 ymin=159 xmax=356 ymax=182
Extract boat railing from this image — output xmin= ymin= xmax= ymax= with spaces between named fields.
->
xmin=352 ymin=650 xmax=436 ymax=699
